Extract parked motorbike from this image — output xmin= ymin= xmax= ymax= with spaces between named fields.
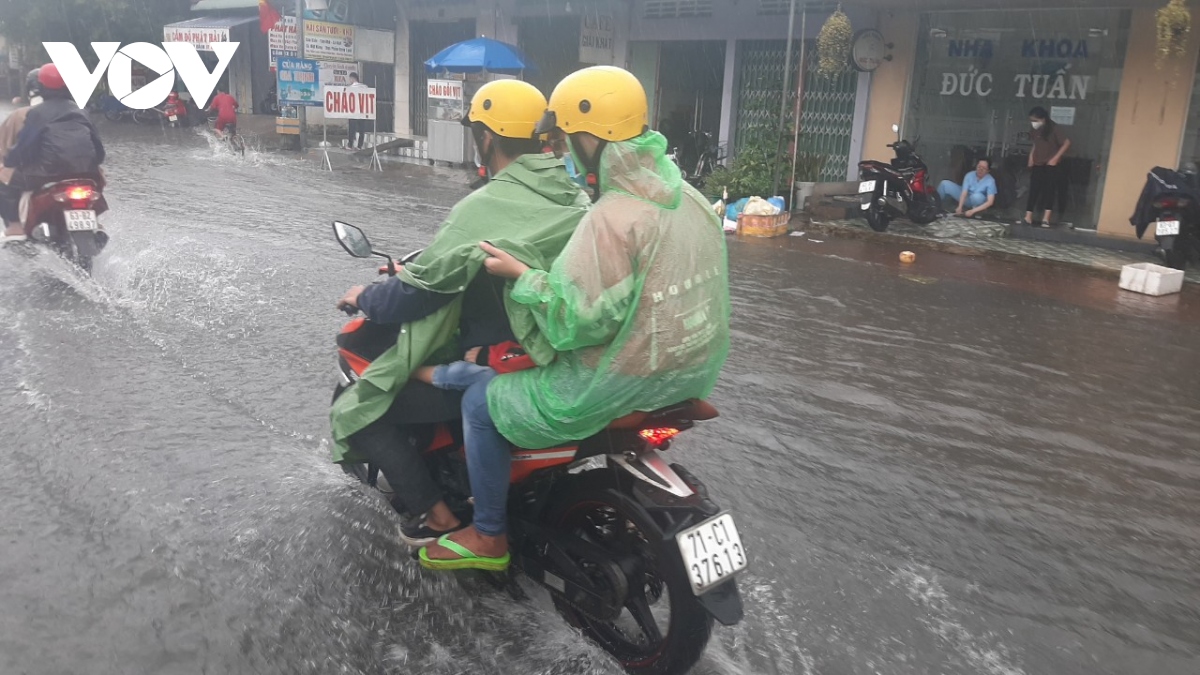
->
xmin=1131 ymin=166 xmax=1200 ymax=270
xmin=259 ymin=87 xmax=279 ymax=116
xmin=19 ymin=178 xmax=110 ymax=273
xmin=330 ymin=221 xmax=746 ymax=675
xmin=673 ymin=130 xmax=724 ymax=189
xmin=857 ymin=124 xmax=940 ymax=232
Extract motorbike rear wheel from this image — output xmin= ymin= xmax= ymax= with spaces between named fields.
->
xmin=866 ymin=207 xmax=891 ymax=232
xmin=1164 ymin=245 xmax=1188 ymax=270
xmin=551 ymin=484 xmax=712 ymax=675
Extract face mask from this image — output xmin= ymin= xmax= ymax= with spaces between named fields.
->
xmin=1031 ymin=121 xmax=1044 ymax=130
xmin=564 ymin=152 xmax=588 ymax=188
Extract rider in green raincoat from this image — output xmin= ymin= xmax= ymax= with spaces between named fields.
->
xmin=420 ymin=66 xmax=730 ymax=569
xmin=330 ymin=80 xmax=589 ymax=540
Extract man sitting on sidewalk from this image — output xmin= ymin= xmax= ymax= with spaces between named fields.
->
xmin=938 ymin=158 xmax=997 ymax=218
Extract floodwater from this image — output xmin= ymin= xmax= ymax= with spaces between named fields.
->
xmin=1 ymin=109 xmax=1198 ymax=675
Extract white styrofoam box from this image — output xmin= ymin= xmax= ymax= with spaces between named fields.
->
xmin=1119 ymin=262 xmax=1185 ymax=296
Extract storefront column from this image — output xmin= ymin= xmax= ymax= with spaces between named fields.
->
xmin=394 ymin=11 xmax=411 ymax=136
xmin=718 ymin=38 xmax=737 ymax=155
xmin=1095 ymin=7 xmax=1200 ymax=239
xmin=477 ymin=0 xmax=517 ymax=44
xmin=861 ymin=11 xmax=918 ymax=162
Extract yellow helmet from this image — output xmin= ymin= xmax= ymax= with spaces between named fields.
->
xmin=463 ymin=79 xmax=547 ymax=139
xmin=536 ymin=66 xmax=648 ymax=142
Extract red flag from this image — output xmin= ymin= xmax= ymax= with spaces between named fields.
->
xmin=259 ymin=0 xmax=283 ymax=34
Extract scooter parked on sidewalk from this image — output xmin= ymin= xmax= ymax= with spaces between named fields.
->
xmin=1130 ymin=165 xmax=1200 ymax=270
xmin=857 ymin=124 xmax=940 ymax=232
xmin=330 ymin=221 xmax=747 ymax=675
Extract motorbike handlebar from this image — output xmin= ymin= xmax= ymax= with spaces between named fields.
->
xmin=340 ymin=304 xmax=360 ymax=316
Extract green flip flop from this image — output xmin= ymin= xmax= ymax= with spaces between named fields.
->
xmin=419 ymin=534 xmax=511 ymax=572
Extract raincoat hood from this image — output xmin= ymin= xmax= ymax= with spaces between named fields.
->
xmin=593 ymin=130 xmax=683 ymax=209
xmin=329 ymin=153 xmax=589 ymax=462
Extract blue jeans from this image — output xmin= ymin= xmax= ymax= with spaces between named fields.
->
xmin=937 ymin=180 xmax=987 ymax=209
xmin=436 ymin=364 xmax=510 ymax=537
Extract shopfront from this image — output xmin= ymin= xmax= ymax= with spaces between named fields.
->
xmin=905 ymin=9 xmax=1132 ymax=228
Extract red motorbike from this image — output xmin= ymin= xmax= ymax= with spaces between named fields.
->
xmin=857 ymin=124 xmax=940 ymax=232
xmin=330 ymin=221 xmax=747 ymax=675
xmin=21 ymin=178 xmax=109 ymax=272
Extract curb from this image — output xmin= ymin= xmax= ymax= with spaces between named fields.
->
xmin=795 ymin=217 xmax=1186 ymax=283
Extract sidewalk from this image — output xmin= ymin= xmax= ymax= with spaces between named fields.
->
xmin=798 ymin=212 xmax=1200 ymax=285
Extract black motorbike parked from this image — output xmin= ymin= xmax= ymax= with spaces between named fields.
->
xmin=857 ymin=124 xmax=941 ymax=232
xmin=1130 ymin=166 xmax=1200 ymax=270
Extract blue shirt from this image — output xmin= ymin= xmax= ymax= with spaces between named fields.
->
xmin=963 ymin=171 xmax=997 ymax=201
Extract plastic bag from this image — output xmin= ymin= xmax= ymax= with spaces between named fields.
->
xmin=743 ymin=196 xmax=780 ymax=216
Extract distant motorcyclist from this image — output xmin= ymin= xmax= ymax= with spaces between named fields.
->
xmin=0 ymin=64 xmax=106 ymax=242
xmin=0 ymin=70 xmax=39 ymax=241
xmin=206 ymin=88 xmax=238 ymax=139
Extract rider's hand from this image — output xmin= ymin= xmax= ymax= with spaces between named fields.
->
xmin=464 ymin=346 xmax=482 ymax=363
xmin=480 ymin=242 xmax=530 ymax=279
xmin=337 ymin=285 xmax=365 ymax=311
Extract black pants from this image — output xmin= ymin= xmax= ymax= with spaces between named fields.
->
xmin=0 ymin=174 xmax=32 ymax=224
xmin=348 ymin=120 xmax=366 ymax=149
xmin=1027 ymin=164 xmax=1064 ymax=215
xmin=347 ymin=381 xmax=462 ymax=516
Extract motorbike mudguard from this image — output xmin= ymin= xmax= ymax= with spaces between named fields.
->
xmin=69 ymin=230 xmax=98 ymax=258
xmin=1157 ymin=234 xmax=1177 ymax=250
xmin=698 ymin=579 xmax=744 ymax=626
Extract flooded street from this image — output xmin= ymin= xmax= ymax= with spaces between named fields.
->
xmin=1 ymin=115 xmax=1198 ymax=675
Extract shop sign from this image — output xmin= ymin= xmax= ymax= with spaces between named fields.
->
xmin=324 ymin=85 xmax=376 ymax=120
xmin=163 ymin=25 xmax=231 ymax=52
xmin=579 ymin=13 xmax=614 ymax=65
xmin=427 ymin=79 xmax=463 ymax=100
xmin=1022 ymin=39 xmax=1089 ymax=59
xmin=269 ymin=16 xmax=356 ymax=67
xmin=940 ymin=67 xmax=1091 ymax=101
xmin=277 ymin=57 xmax=321 ymax=106
xmin=948 ymin=40 xmax=994 ymax=59
xmin=320 ymin=61 xmax=357 ymax=88
xmin=1050 ymin=106 xmax=1075 ymax=126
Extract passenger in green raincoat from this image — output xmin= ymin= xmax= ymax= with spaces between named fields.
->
xmin=420 ymin=66 xmax=731 ymax=570
xmin=330 ymin=80 xmax=589 ymax=545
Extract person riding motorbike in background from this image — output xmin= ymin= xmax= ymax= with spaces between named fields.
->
xmin=329 ymin=79 xmax=590 ymax=546
xmin=206 ymin=87 xmax=238 ymax=139
xmin=0 ymin=64 xmax=105 ymax=243
xmin=0 ymin=69 xmax=39 ymax=241
xmin=419 ymin=66 xmax=732 ymax=571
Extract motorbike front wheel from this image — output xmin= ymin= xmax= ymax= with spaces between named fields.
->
xmin=104 ymin=110 xmax=122 ymax=122
xmin=551 ymin=484 xmax=712 ymax=675
xmin=865 ymin=207 xmax=891 ymax=232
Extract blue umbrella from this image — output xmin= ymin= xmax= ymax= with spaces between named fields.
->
xmin=424 ymin=37 xmax=536 ymax=74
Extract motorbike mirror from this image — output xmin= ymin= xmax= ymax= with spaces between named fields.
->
xmin=333 ymin=221 xmax=373 ymax=258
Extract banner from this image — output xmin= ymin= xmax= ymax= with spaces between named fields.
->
xmin=427 ymin=79 xmax=464 ymax=122
xmin=269 ymin=16 xmax=356 ymax=67
xmin=164 ymin=25 xmax=231 ymax=52
xmin=277 ymin=57 xmax=320 ymax=106
xmin=320 ymin=61 xmax=358 ymax=88
xmin=324 ymin=85 xmax=376 ymax=120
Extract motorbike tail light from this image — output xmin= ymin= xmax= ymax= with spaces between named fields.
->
xmin=639 ymin=427 xmax=681 ymax=448
xmin=54 ymin=185 xmax=96 ymax=208
xmin=1154 ymin=197 xmax=1179 ymax=209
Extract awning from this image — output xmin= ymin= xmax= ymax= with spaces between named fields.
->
xmin=164 ymin=16 xmax=257 ymax=51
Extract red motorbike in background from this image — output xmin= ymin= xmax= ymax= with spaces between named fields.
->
xmin=329 ymin=221 xmax=747 ymax=675
xmin=857 ymin=124 xmax=941 ymax=232
xmin=20 ymin=177 xmax=109 ymax=273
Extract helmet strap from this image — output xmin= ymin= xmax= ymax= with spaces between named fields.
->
xmin=569 ymin=135 xmax=607 ymax=203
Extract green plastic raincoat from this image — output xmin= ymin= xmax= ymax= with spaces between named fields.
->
xmin=488 ymin=132 xmax=731 ymax=449
xmin=329 ymin=153 xmax=590 ymax=462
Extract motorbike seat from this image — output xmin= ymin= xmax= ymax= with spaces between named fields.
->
xmin=607 ymin=399 xmax=720 ymax=430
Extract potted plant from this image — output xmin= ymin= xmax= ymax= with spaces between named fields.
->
xmin=1157 ymin=0 xmax=1191 ymax=70
xmin=791 ymin=153 xmax=828 ymax=211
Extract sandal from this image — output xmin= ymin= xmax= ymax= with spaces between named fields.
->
xmin=399 ymin=515 xmax=467 ymax=548
xmin=419 ymin=534 xmax=510 ymax=572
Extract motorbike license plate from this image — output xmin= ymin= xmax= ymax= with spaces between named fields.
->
xmin=169 ymin=114 xmax=178 ymax=122
xmin=65 ymin=209 xmax=98 ymax=231
xmin=859 ymin=180 xmax=877 ymax=194
xmin=676 ymin=513 xmax=748 ymax=595
xmin=1156 ymin=220 xmax=1181 ymax=236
